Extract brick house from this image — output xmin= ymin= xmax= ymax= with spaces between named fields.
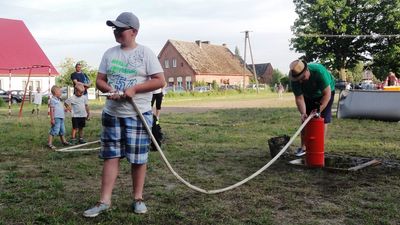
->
xmin=248 ymin=63 xmax=274 ymax=84
xmin=158 ymin=39 xmax=252 ymax=90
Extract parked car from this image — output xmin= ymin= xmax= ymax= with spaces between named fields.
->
xmin=10 ymin=90 xmax=29 ymax=102
xmin=360 ymin=80 xmax=375 ymax=90
xmin=246 ymin=84 xmax=266 ymax=90
xmin=193 ymin=86 xmax=211 ymax=92
xmin=219 ymin=85 xmax=240 ymax=91
xmin=164 ymin=86 xmax=186 ymax=94
xmin=0 ymin=89 xmax=23 ymax=104
xmin=335 ymin=80 xmax=347 ymax=91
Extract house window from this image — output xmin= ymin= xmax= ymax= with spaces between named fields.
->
xmin=34 ymin=81 xmax=41 ymax=92
xmin=22 ymin=81 xmax=33 ymax=91
xmin=177 ymin=77 xmax=183 ymax=87
xmin=168 ymin=77 xmax=174 ymax=87
xmin=0 ymin=79 xmax=2 ymax=89
xmin=186 ymin=81 xmax=192 ymax=90
xmin=164 ymin=59 xmax=170 ymax=68
xmin=186 ymin=76 xmax=192 ymax=90
xmin=172 ymin=59 xmax=177 ymax=68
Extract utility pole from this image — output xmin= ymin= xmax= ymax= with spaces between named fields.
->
xmin=241 ymin=30 xmax=259 ymax=93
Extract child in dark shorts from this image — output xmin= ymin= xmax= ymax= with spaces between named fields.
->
xmin=65 ymin=84 xmax=90 ymax=144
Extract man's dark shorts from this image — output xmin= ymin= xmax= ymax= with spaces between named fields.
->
xmin=72 ymin=117 xmax=86 ymax=129
xmin=305 ymin=91 xmax=335 ymax=124
xmin=151 ymin=93 xmax=163 ymax=110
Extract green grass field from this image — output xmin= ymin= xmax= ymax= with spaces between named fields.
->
xmin=1 ymin=93 xmax=399 ymax=224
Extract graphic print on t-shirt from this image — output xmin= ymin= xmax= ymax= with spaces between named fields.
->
xmin=107 ymin=56 xmax=139 ymax=91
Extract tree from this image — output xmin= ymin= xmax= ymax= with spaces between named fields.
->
xmin=346 ymin=61 xmax=364 ymax=83
xmin=271 ymin=69 xmax=285 ymax=87
xmin=56 ymin=58 xmax=97 ymax=87
xmin=290 ymin=0 xmax=400 ymax=80
xmin=234 ymin=46 xmax=241 ymax=58
xmin=369 ymin=0 xmax=400 ymax=80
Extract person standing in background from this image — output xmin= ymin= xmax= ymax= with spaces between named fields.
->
xmin=71 ymin=62 xmax=91 ymax=99
xmin=65 ymin=84 xmax=90 ymax=144
xmin=32 ymin=86 xmax=43 ymax=115
xmin=384 ymin=72 xmax=398 ymax=86
xmin=151 ymin=87 xmax=164 ymax=119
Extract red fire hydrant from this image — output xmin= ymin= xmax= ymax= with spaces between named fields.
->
xmin=305 ymin=117 xmax=325 ymax=167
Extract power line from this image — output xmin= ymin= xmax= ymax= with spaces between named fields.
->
xmin=298 ymin=33 xmax=400 ymax=38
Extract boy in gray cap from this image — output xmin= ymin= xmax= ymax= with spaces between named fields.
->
xmin=83 ymin=12 xmax=165 ymax=217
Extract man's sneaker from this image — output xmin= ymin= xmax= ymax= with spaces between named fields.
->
xmin=70 ymin=138 xmax=77 ymax=145
xmin=132 ymin=200 xmax=147 ymax=214
xmin=79 ymin=138 xmax=87 ymax=144
xmin=295 ymin=148 xmax=306 ymax=157
xmin=83 ymin=202 xmax=110 ymax=218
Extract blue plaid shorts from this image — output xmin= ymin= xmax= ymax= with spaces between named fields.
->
xmin=99 ymin=111 xmax=153 ymax=164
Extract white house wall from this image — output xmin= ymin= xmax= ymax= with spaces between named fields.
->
xmin=0 ymin=76 xmax=56 ymax=93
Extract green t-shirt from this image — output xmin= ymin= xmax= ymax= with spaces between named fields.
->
xmin=291 ymin=63 xmax=335 ymax=98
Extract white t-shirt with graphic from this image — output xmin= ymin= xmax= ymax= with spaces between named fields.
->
xmin=98 ymin=44 xmax=163 ymax=117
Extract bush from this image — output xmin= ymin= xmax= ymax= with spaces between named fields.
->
xmin=42 ymin=96 xmax=49 ymax=105
xmin=0 ymin=98 xmax=5 ymax=107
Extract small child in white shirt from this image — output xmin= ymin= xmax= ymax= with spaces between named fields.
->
xmin=32 ymin=87 xmax=43 ymax=115
xmin=65 ymin=84 xmax=90 ymax=144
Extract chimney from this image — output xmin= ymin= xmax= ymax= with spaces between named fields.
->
xmin=195 ymin=40 xmax=201 ymax=48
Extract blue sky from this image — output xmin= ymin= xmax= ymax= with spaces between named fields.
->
xmin=0 ymin=0 xmax=302 ymax=73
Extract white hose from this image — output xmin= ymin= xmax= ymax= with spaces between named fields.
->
xmin=56 ymin=140 xmax=100 ymax=152
xmin=130 ymin=99 xmax=315 ymax=194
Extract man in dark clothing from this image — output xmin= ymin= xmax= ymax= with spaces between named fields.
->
xmin=71 ymin=63 xmax=91 ymax=97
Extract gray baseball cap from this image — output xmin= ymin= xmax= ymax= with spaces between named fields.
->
xmin=106 ymin=12 xmax=140 ymax=30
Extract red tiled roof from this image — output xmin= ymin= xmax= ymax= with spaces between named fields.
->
xmin=0 ymin=18 xmax=58 ymax=75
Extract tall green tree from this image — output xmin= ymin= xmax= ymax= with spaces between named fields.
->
xmin=56 ymin=58 xmax=97 ymax=87
xmin=368 ymin=0 xmax=400 ymax=80
xmin=290 ymin=0 xmax=400 ymax=80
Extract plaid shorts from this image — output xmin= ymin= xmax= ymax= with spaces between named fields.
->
xmin=99 ymin=111 xmax=153 ymax=164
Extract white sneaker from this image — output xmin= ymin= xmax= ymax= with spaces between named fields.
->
xmin=83 ymin=202 xmax=110 ymax=217
xmin=133 ymin=200 xmax=147 ymax=214
xmin=295 ymin=148 xmax=306 ymax=157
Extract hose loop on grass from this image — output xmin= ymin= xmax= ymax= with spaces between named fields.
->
xmin=131 ymin=99 xmax=315 ymax=194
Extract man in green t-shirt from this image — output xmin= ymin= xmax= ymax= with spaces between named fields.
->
xmin=289 ymin=60 xmax=335 ymax=157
